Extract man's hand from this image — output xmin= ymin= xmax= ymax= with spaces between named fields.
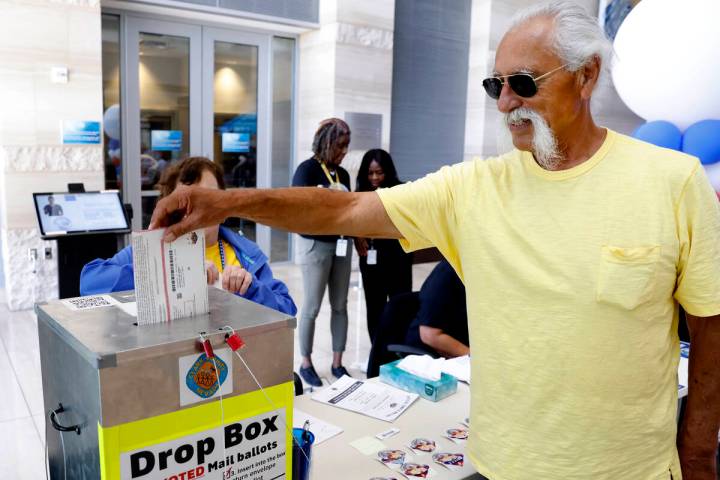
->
xmin=150 ymin=185 xmax=231 ymax=241
xmin=678 ymin=313 xmax=720 ymax=480
xmin=354 ymin=238 xmax=369 ymax=257
xmin=222 ymin=265 xmax=252 ymax=295
xmin=678 ymin=444 xmax=717 ymax=480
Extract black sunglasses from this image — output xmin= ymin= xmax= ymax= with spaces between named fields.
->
xmin=482 ymin=64 xmax=568 ymax=100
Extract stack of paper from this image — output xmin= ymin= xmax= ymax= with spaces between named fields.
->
xmin=443 ymin=355 xmax=471 ymax=383
xmin=293 ymin=409 xmax=343 ymax=445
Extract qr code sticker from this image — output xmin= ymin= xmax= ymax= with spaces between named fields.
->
xmin=61 ymin=295 xmax=118 ymax=311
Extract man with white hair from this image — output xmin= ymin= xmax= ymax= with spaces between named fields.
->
xmin=151 ymin=1 xmax=720 ymax=478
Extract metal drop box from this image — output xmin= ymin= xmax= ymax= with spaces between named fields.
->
xmin=36 ymin=288 xmax=296 ymax=479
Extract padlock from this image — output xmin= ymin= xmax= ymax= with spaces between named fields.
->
xmin=226 ymin=332 xmax=245 ymax=351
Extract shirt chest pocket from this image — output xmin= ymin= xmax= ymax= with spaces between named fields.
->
xmin=596 ymin=245 xmax=661 ymax=310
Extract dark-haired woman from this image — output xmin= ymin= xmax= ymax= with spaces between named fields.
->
xmin=292 ymin=118 xmax=352 ymax=387
xmin=355 ymin=149 xmax=413 ymax=343
xmin=79 ymin=157 xmax=296 ymax=316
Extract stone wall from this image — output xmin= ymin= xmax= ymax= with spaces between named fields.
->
xmin=293 ymin=0 xmax=394 ymax=260
xmin=0 ymin=0 xmax=104 ymax=310
xmin=296 ymin=0 xmax=394 ymax=184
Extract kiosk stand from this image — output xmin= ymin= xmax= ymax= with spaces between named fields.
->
xmin=32 ymin=186 xmax=131 ymax=298
xmin=36 ymin=287 xmax=295 ymax=479
xmin=56 ymin=233 xmax=125 ymax=298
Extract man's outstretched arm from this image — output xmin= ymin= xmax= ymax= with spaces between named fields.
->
xmin=150 ymin=185 xmax=402 ymax=242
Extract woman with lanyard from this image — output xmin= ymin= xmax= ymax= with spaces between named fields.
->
xmin=80 ymin=157 xmax=296 ymax=316
xmin=291 ymin=118 xmax=353 ymax=387
xmin=354 ymin=149 xmax=412 ymax=345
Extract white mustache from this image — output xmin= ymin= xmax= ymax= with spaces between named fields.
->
xmin=499 ymin=107 xmax=562 ymax=169
xmin=505 ymin=107 xmax=543 ymax=126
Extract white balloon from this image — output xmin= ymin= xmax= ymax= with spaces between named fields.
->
xmin=611 ymin=0 xmax=720 ymax=130
xmin=704 ymin=162 xmax=720 ymax=192
xmin=103 ymin=104 xmax=121 ymax=140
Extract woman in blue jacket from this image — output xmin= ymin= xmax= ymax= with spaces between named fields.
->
xmin=80 ymin=157 xmax=296 ymax=316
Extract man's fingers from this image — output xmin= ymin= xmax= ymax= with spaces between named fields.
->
xmin=151 ymin=186 xmax=229 ymax=238
xmin=150 ymin=191 xmax=184 ymax=230
xmin=163 ymin=216 xmax=194 ymax=242
xmin=222 ymin=270 xmax=230 ymax=291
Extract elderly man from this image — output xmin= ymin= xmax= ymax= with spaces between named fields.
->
xmin=151 ymin=2 xmax=720 ymax=479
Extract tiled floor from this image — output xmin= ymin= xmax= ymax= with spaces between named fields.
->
xmin=0 ymin=261 xmax=436 ymax=478
xmin=272 ymin=261 xmax=435 ymax=385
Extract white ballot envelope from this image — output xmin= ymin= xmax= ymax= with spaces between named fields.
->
xmin=132 ymin=229 xmax=209 ymax=325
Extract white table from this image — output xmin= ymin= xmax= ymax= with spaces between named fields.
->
xmin=294 ymin=380 xmax=484 ymax=479
xmin=295 ymin=349 xmax=691 ymax=479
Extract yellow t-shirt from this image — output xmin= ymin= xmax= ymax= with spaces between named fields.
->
xmin=377 ymin=129 xmax=720 ymax=480
xmin=205 ymin=240 xmax=241 ymax=273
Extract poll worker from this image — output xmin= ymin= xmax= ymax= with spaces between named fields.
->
xmin=149 ymin=3 xmax=720 ymax=479
xmin=80 ymin=156 xmax=296 ymax=316
xmin=366 ymin=259 xmax=468 ymax=378
xmin=404 ymin=259 xmax=468 ymax=358
xmin=354 ymin=148 xmax=413 ymax=343
xmin=291 ymin=118 xmax=353 ymax=387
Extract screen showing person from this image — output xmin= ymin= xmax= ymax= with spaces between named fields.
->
xmin=43 ymin=195 xmax=64 ymax=216
xmin=34 ymin=192 xmax=128 ymax=235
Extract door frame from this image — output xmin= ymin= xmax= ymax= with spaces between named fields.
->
xmin=201 ymin=27 xmax=272 ymax=250
xmin=109 ymin=8 xmax=297 ymax=260
xmin=123 ymin=16 xmax=203 ymax=231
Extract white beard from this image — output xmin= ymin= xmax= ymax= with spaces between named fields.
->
xmin=497 ymin=107 xmax=562 ymax=170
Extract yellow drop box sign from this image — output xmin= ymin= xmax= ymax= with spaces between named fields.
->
xmin=99 ymin=382 xmax=294 ymax=480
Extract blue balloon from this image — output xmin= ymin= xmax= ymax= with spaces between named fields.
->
xmin=632 ymin=121 xmax=682 ymax=151
xmin=681 ymin=119 xmax=720 ymax=165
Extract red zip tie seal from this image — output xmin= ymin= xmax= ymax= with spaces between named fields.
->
xmin=199 ymin=332 xmax=214 ymax=358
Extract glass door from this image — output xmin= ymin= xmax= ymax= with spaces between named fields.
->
xmin=119 ymin=18 xmax=285 ymax=257
xmin=202 ymin=28 xmax=271 ymax=248
xmin=124 ymin=18 xmax=202 ymax=229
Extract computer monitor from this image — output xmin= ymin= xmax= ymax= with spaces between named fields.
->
xmin=33 ymin=191 xmax=130 ymax=239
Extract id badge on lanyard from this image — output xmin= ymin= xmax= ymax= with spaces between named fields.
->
xmin=367 ymin=239 xmax=377 ymax=265
xmin=336 ymin=237 xmax=348 ymax=257
xmin=367 ymin=249 xmax=377 ymax=265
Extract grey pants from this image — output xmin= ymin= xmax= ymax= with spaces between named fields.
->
xmin=297 ymin=237 xmax=352 ymax=357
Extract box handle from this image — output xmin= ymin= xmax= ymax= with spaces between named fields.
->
xmin=49 ymin=403 xmax=81 ymax=435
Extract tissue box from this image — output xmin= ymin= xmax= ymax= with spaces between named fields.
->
xmin=379 ymin=360 xmax=457 ymax=402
